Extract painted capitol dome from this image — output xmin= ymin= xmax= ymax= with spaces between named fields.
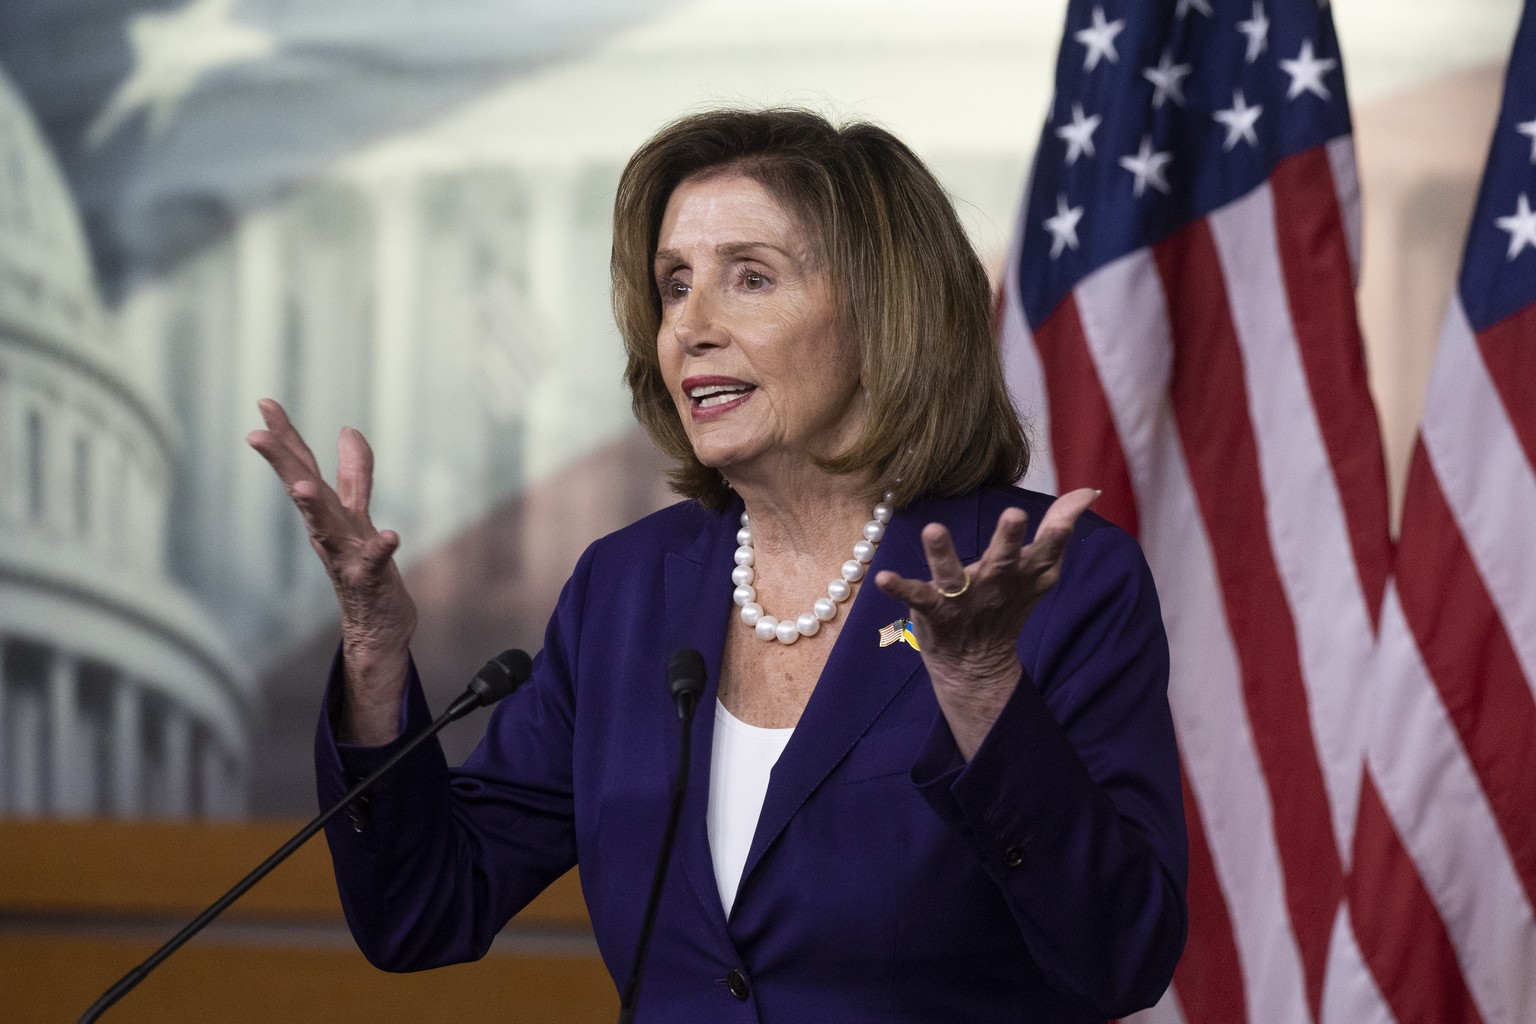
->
xmin=0 ymin=63 xmax=252 ymax=817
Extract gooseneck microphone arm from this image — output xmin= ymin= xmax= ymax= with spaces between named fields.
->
xmin=78 ymin=649 xmax=534 ymax=1024
xmin=617 ymin=648 xmax=707 ymax=1024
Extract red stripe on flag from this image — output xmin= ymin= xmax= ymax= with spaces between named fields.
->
xmin=1350 ymin=769 xmax=1485 ymax=1024
xmin=1474 ymin=301 xmax=1536 ymax=469
xmin=1395 ymin=441 xmax=1536 ymax=908
xmin=1171 ymin=764 xmax=1249 ymax=1024
xmin=1268 ymin=149 xmax=1392 ymax=624
xmin=1154 ymin=220 xmax=1343 ymax=1020
xmin=1031 ymin=294 xmax=1140 ymax=536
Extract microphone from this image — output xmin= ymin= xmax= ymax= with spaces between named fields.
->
xmin=446 ymin=648 xmax=534 ymax=721
xmin=78 ymin=649 xmax=534 ymax=1023
xmin=617 ymin=648 xmax=707 ymax=1024
xmin=667 ymin=647 xmax=706 ymax=723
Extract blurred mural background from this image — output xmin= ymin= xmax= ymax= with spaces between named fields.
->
xmin=0 ymin=0 xmax=1524 ymax=823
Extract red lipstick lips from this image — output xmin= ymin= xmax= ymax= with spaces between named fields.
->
xmin=681 ymin=375 xmax=755 ymax=421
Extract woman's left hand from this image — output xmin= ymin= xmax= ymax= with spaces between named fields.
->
xmin=873 ymin=487 xmax=1100 ymax=760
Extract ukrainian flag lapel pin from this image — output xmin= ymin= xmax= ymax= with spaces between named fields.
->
xmin=878 ymin=618 xmax=920 ymax=651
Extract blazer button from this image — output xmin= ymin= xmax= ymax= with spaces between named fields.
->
xmin=725 ymin=968 xmax=751 ymax=1001
xmin=344 ymin=793 xmax=370 ymax=833
xmin=1002 ymin=844 xmax=1025 ymax=868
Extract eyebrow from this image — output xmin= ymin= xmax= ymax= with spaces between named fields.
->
xmin=653 ymin=241 xmax=798 ymax=268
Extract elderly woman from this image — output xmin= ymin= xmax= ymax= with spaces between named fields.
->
xmin=249 ymin=109 xmax=1186 ymax=1022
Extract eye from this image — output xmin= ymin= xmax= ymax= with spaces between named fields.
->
xmin=657 ymin=277 xmax=689 ymax=302
xmin=741 ymin=270 xmax=765 ymax=290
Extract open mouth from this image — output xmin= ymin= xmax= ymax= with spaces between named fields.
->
xmin=687 ymin=381 xmax=755 ymax=411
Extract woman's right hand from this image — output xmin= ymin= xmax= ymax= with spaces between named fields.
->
xmin=247 ymin=398 xmax=417 ymax=745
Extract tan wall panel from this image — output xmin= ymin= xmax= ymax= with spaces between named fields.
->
xmin=5 ymin=936 xmax=615 ymax=1023
xmin=0 ymin=820 xmax=589 ymax=925
xmin=2 ymin=821 xmax=610 ymax=1022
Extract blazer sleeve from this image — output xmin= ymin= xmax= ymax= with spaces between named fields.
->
xmin=910 ymin=517 xmax=1188 ymax=1018
xmin=313 ymin=545 xmax=595 ymax=972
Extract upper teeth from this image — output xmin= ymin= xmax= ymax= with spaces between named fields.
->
xmin=689 ymin=383 xmax=752 ymax=410
xmin=689 ymin=384 xmax=749 ymax=399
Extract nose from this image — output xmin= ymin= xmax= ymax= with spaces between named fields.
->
xmin=670 ymin=285 xmax=725 ymax=355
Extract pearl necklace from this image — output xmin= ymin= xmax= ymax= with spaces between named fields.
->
xmin=733 ymin=493 xmax=896 ymax=645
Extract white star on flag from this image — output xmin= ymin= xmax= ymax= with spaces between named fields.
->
xmin=86 ymin=0 xmax=276 ymax=145
xmin=1237 ymin=2 xmax=1271 ymax=64
xmin=1043 ymin=195 xmax=1084 ymax=258
xmin=1518 ymin=116 xmax=1536 ymax=163
xmin=1214 ymin=90 xmax=1263 ymax=150
xmin=1119 ymin=136 xmax=1174 ymax=196
xmin=1176 ymin=0 xmax=1213 ymax=18
xmin=1056 ymin=103 xmax=1102 ymax=165
xmin=1143 ymin=51 xmax=1193 ymax=109
xmin=1074 ymin=6 xmax=1126 ymax=72
xmin=1495 ymin=192 xmax=1536 ymax=259
xmin=1280 ymin=39 xmax=1338 ymax=100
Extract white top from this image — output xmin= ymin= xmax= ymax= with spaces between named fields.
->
xmin=706 ymin=698 xmax=795 ymax=916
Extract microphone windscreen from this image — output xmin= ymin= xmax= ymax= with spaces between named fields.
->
xmin=667 ymin=648 xmax=707 ymax=702
xmin=474 ymin=649 xmax=534 ymax=706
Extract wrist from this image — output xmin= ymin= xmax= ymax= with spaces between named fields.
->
xmin=337 ymin=634 xmax=411 ymax=744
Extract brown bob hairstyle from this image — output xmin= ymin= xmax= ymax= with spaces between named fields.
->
xmin=612 ymin=107 xmax=1029 ymax=510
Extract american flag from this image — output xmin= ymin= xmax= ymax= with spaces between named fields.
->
xmin=1331 ymin=3 xmax=1536 ymax=1022
xmin=1001 ymin=1 xmax=1396 ymax=1021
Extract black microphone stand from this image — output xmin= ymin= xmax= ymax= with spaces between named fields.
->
xmin=78 ymin=649 xmax=532 ymax=1023
xmin=617 ymin=649 xmax=706 ymax=1024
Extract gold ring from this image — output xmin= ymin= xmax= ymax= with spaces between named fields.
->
xmin=936 ymin=576 xmax=970 ymax=599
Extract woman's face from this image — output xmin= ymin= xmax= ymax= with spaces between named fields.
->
xmin=654 ymin=172 xmax=864 ymax=487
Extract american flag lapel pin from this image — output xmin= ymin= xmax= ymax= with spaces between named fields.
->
xmin=878 ymin=619 xmax=920 ymax=651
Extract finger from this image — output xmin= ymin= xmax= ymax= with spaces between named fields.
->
xmin=873 ymin=569 xmax=946 ymax=614
xmin=920 ymin=522 xmax=968 ymax=593
xmin=249 ymin=427 xmax=350 ymax=533
xmin=336 ymin=426 xmax=376 ymax=514
xmin=287 ymin=479 xmax=357 ymax=556
xmin=362 ymin=530 xmax=402 ymax=570
xmin=247 ymin=426 xmax=317 ymax=490
xmin=1019 ymin=488 xmax=1100 ymax=584
xmin=979 ymin=506 xmax=1032 ymax=572
xmin=257 ymin=398 xmax=325 ymax=481
xmin=1035 ymin=487 xmax=1099 ymax=540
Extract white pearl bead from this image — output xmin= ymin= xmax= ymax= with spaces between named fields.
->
xmin=732 ymin=491 xmax=890 ymax=642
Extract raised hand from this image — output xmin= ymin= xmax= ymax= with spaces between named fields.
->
xmin=247 ymin=399 xmax=416 ymax=745
xmin=874 ymin=488 xmax=1099 ymax=760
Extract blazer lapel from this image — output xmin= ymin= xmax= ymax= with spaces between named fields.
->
xmin=662 ymin=498 xmax=740 ymax=937
xmin=735 ymin=491 xmax=982 ymax=896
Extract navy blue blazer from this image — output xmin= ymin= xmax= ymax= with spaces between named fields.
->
xmin=316 ymin=485 xmax=1187 ymax=1022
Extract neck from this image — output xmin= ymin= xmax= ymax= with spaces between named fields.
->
xmin=732 ymin=475 xmax=873 ymax=564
